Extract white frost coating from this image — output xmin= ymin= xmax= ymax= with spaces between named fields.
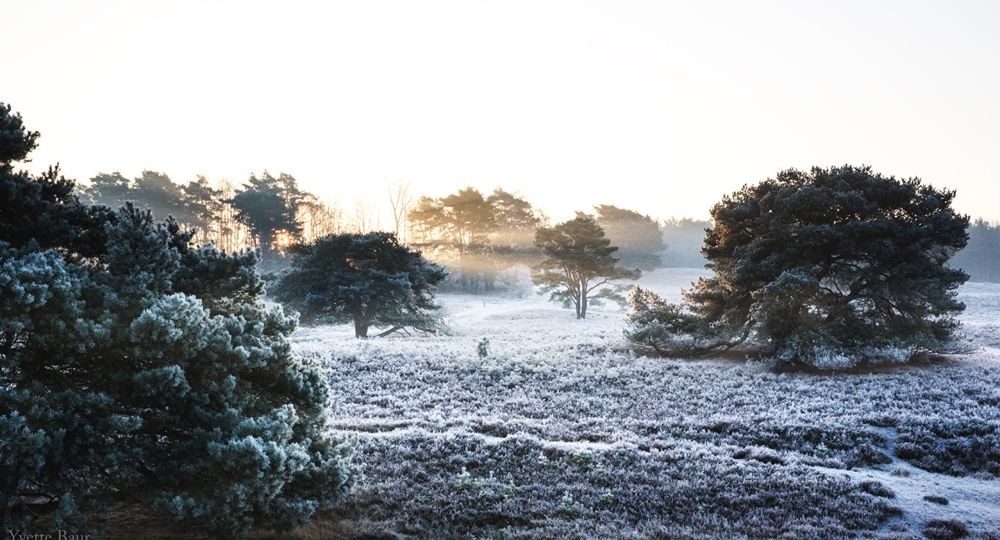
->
xmin=291 ymin=267 xmax=1000 ymax=536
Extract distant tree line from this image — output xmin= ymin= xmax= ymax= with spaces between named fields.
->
xmin=407 ymin=187 xmax=543 ymax=293
xmin=579 ymin=205 xmax=665 ymax=270
xmin=79 ymin=170 xmax=344 ymax=261
xmin=76 ymin=176 xmax=677 ymax=293
xmin=950 ymin=219 xmax=1000 ymax=282
xmin=659 ymin=218 xmax=711 ymax=268
xmin=77 ymin=173 xmax=1000 ymax=284
xmin=408 ymin=188 xmax=669 ymax=293
xmin=657 ymin=218 xmax=1000 ymax=284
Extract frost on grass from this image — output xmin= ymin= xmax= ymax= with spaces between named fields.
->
xmin=292 ymin=268 xmax=1000 ymax=538
xmin=332 ymin=434 xmax=900 ymax=538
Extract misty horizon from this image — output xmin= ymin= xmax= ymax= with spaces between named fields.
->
xmin=6 ymin=0 xmax=1000 ymax=222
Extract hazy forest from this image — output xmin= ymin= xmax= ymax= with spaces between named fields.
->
xmin=73 ymin=169 xmax=1000 ymax=284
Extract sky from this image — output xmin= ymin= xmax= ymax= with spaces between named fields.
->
xmin=4 ymin=0 xmax=1000 ymax=223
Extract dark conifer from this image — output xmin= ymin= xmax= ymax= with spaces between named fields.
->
xmin=627 ymin=165 xmax=969 ymax=367
xmin=273 ymin=232 xmax=447 ymax=337
xmin=0 ymin=103 xmax=352 ymax=536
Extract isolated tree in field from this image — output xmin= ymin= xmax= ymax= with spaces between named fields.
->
xmin=0 ymin=103 xmax=353 ymax=536
xmin=591 ymin=204 xmax=666 ymax=269
xmin=533 ymin=216 xmax=640 ymax=319
xmin=229 ymin=172 xmax=303 ymax=259
xmin=272 ymin=232 xmax=447 ymax=337
xmin=626 ymin=165 xmax=969 ymax=368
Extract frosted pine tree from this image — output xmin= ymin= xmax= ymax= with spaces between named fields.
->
xmin=0 ymin=102 xmax=352 ymax=537
xmin=626 ymin=165 xmax=969 ymax=367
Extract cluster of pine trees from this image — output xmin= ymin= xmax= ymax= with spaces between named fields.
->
xmin=76 ymin=174 xmax=680 ymax=288
xmin=407 ymin=187 xmax=542 ymax=292
xmin=78 ymin=170 xmax=343 ymax=261
xmin=407 ymin=187 xmax=666 ymax=293
xmin=72 ymin=168 xmax=1000 ymax=286
xmin=73 ymin=172 xmax=668 ymax=326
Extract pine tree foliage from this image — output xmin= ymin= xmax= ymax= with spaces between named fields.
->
xmin=626 ymin=165 xmax=970 ymax=367
xmin=0 ymin=103 xmax=38 ymax=163
xmin=532 ymin=216 xmax=640 ymax=319
xmin=80 ymin=170 xmax=222 ymax=241
xmin=408 ymin=188 xmax=495 ymax=291
xmin=229 ymin=172 xmax=304 ymax=260
xmin=0 ymin=103 xmax=352 ymax=537
xmin=408 ymin=187 xmax=542 ymax=292
xmin=272 ymin=232 xmax=447 ymax=338
xmin=487 ymin=188 xmax=542 ymax=248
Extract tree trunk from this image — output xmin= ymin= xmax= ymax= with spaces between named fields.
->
xmin=259 ymin=230 xmax=273 ymax=261
xmin=579 ymin=290 xmax=588 ymax=319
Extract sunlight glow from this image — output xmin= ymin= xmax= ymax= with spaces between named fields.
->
xmin=4 ymin=0 xmax=999 ymax=222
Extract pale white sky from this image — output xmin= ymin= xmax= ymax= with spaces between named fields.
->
xmin=5 ymin=0 xmax=999 ymax=222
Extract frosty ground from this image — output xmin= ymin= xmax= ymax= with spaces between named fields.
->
xmin=290 ymin=269 xmax=1000 ymax=539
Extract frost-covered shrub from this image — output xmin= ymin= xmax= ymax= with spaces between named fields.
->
xmin=626 ymin=166 xmax=969 ymax=368
xmin=732 ymin=446 xmax=785 ymax=465
xmin=0 ymin=104 xmax=352 ymax=537
xmin=923 ymin=518 xmax=968 ymax=540
xmin=477 ymin=337 xmax=491 ymax=359
xmin=331 ymin=432 xmax=899 ymax=538
xmin=857 ymin=480 xmax=894 ymax=498
xmin=678 ymin=419 xmax=892 ymax=469
xmin=625 ymin=286 xmax=721 ymax=355
xmin=895 ymin=419 xmax=1000 ymax=477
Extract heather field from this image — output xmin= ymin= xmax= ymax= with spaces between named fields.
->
xmin=284 ymin=269 xmax=1000 ymax=539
